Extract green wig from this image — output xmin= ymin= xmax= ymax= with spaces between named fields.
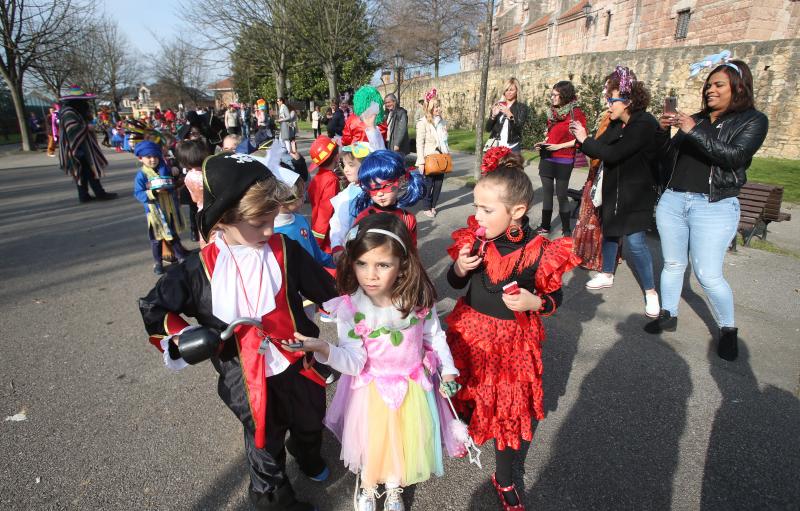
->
xmin=353 ymin=85 xmax=385 ymax=124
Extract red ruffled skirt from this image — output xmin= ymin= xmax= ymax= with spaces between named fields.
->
xmin=446 ymin=299 xmax=544 ymax=451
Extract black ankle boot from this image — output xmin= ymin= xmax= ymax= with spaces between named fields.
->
xmin=644 ymin=309 xmax=677 ymax=334
xmin=559 ymin=211 xmax=572 ymax=236
xmin=717 ymin=327 xmax=738 ymax=361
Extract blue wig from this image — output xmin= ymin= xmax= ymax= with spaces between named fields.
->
xmin=351 ymin=150 xmax=426 ymax=216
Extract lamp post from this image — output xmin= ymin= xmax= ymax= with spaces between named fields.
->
xmin=393 ymin=52 xmax=404 ymax=106
xmin=583 ymin=2 xmax=594 ymax=27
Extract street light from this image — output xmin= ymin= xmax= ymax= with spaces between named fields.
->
xmin=393 ymin=52 xmax=404 ymax=106
xmin=583 ymin=2 xmax=595 ymax=27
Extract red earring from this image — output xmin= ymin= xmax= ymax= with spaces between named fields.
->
xmin=506 ymin=224 xmax=523 ymax=242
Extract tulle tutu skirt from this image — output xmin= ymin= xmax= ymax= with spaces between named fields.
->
xmin=325 ymin=374 xmax=461 ymax=487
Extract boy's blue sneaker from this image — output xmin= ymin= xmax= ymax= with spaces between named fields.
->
xmin=308 ymin=465 xmax=330 ymax=482
xmin=319 ymin=312 xmax=335 ymax=323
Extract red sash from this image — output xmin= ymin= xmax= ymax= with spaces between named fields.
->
xmin=200 ymin=235 xmax=324 ymax=449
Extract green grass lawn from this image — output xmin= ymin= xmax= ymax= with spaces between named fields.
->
xmin=746 ymin=157 xmax=800 ymax=203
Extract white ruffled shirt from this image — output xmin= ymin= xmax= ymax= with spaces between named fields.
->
xmin=162 ymin=235 xmax=291 ymax=376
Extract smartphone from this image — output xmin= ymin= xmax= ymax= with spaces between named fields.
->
xmin=569 ymin=108 xmax=575 ymax=122
xmin=664 ymin=96 xmax=678 ymax=114
xmin=502 ymin=281 xmax=521 ymax=295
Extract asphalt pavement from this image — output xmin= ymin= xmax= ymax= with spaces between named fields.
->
xmin=1 ymin=138 xmax=798 ymax=511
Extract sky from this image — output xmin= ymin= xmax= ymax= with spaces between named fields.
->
xmin=108 ymin=0 xmax=231 ymax=83
xmin=107 ymin=0 xmax=461 ymax=89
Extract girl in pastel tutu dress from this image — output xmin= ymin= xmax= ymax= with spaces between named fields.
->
xmin=284 ymin=212 xmax=464 ymax=511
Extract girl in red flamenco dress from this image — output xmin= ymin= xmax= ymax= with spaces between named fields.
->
xmin=445 ymin=147 xmax=580 ymax=510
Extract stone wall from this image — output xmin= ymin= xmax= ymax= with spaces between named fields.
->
xmin=399 ymin=39 xmax=800 ymax=158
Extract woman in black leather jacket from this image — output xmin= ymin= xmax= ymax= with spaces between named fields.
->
xmin=645 ymin=59 xmax=768 ymax=363
xmin=485 ymin=77 xmax=528 ymax=152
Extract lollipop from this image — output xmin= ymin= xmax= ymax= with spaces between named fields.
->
xmin=471 ymin=226 xmax=487 ymax=257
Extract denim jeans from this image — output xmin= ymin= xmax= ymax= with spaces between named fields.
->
xmin=655 ymin=190 xmax=740 ymax=327
xmin=601 ymin=231 xmax=655 ymax=291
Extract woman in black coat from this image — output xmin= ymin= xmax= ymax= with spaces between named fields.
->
xmin=570 ymin=66 xmax=660 ymax=318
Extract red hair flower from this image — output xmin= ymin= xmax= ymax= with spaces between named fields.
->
xmin=481 ymin=146 xmax=513 ymax=175
xmin=424 ymin=88 xmax=438 ymax=102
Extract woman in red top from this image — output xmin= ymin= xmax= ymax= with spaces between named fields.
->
xmin=534 ymin=81 xmax=586 ymax=236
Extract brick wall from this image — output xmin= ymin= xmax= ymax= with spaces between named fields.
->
xmin=408 ymin=39 xmax=800 ymax=158
xmin=463 ymin=0 xmax=800 ymax=69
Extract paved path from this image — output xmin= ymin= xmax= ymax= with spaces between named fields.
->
xmin=1 ymin=139 xmax=798 ymax=510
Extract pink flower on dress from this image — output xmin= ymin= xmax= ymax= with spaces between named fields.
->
xmin=353 ymin=320 xmax=370 ymax=336
xmin=415 ymin=308 xmax=430 ymax=320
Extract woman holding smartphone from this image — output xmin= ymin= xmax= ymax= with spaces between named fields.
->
xmin=485 ymin=77 xmax=528 ymax=153
xmin=535 ymin=81 xmax=586 ymax=236
xmin=645 ymin=59 xmax=768 ymax=362
xmin=569 ymin=66 xmax=660 ymax=318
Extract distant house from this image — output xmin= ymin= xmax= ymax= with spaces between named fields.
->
xmin=209 ymin=77 xmax=238 ymax=109
xmin=120 ymin=84 xmax=162 ymax=118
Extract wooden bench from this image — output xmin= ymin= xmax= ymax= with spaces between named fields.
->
xmin=731 ymin=182 xmax=792 ymax=250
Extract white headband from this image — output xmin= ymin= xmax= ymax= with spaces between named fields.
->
xmin=346 ymin=225 xmax=407 ymax=253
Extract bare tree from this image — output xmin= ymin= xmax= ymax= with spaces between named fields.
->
xmin=96 ymin=19 xmax=140 ymax=111
xmin=68 ymin=22 xmax=107 ymax=97
xmin=0 ymin=0 xmax=91 ymax=150
xmin=178 ymin=0 xmax=292 ymax=100
xmin=151 ymin=37 xmax=209 ymax=107
xmin=376 ymin=0 xmax=484 ymax=78
xmin=30 ymin=35 xmax=78 ymax=97
xmin=374 ymin=0 xmax=481 ymax=78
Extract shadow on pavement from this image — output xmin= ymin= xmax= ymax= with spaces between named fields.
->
xmin=189 ymin=453 xmax=250 ymax=511
xmin=526 ymin=314 xmax=692 ymax=509
xmin=700 ymin=342 xmax=800 ymax=510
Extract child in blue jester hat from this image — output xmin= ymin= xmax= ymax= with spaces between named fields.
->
xmin=132 ymin=140 xmax=188 ymax=274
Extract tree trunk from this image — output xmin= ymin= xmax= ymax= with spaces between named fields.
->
xmin=9 ymin=81 xmax=33 ymax=151
xmin=274 ymin=69 xmax=286 ymax=99
xmin=322 ymin=60 xmax=338 ymax=101
xmin=473 ymin=0 xmax=495 ymax=179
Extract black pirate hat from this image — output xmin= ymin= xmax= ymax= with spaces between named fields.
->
xmin=198 ymin=152 xmax=275 ymax=239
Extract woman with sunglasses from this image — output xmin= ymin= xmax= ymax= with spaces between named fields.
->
xmin=644 ymin=59 xmax=767 ymax=362
xmin=569 ymin=66 xmax=660 ymax=318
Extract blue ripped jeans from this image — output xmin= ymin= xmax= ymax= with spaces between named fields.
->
xmin=655 ymin=190 xmax=740 ymax=327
